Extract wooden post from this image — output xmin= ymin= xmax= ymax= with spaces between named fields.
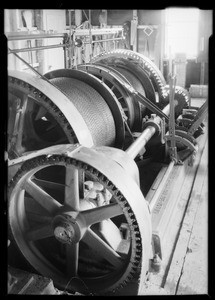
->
xmin=5 ymin=9 xmax=23 ymax=71
xmin=200 ymin=62 xmax=205 ymax=85
xmin=160 ymin=9 xmax=165 ymax=74
xmin=131 ymin=10 xmax=138 ymax=52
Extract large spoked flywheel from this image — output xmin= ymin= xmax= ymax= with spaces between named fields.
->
xmin=8 ymin=71 xmax=94 ymax=160
xmin=8 ymin=145 xmax=152 ymax=295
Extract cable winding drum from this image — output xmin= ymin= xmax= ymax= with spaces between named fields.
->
xmin=49 ymin=77 xmax=116 ymax=147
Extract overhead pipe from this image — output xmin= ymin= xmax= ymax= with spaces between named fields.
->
xmin=8 ymin=43 xmax=67 ymax=53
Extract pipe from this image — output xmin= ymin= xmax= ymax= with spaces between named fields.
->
xmin=89 ymin=37 xmax=124 ymax=44
xmin=8 ymin=44 xmax=67 ymax=53
xmin=126 ymin=125 xmax=156 ymax=160
xmin=162 ymin=103 xmax=171 ymax=116
xmin=7 ymin=33 xmax=64 ymax=41
xmin=68 ymin=9 xmax=73 ymax=68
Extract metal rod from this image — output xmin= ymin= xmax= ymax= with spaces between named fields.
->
xmin=74 ymin=27 xmax=123 ymax=36
xmin=162 ymin=103 xmax=171 ymax=116
xmin=68 ymin=10 xmax=73 ymax=68
xmin=147 ymin=160 xmax=175 ymax=212
xmin=8 ymin=47 xmax=56 ymax=84
xmin=7 ymin=33 xmax=65 ymax=41
xmin=8 ymin=43 xmax=67 ymax=53
xmin=169 ymin=75 xmax=176 ymax=142
xmin=84 ymin=37 xmax=124 ymax=44
xmin=88 ymin=9 xmax=93 ymax=60
xmin=126 ymin=126 xmax=156 ymax=159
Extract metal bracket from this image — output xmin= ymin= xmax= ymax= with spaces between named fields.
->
xmin=164 ymin=73 xmax=198 ymax=165
xmin=166 ymin=74 xmax=178 ymax=163
xmin=187 ymin=99 xmax=208 ymax=136
xmin=160 ymin=117 xmax=166 ymax=144
xmin=165 ymin=133 xmax=198 ymax=165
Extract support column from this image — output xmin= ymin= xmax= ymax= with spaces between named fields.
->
xmin=75 ymin=9 xmax=82 ymax=65
xmin=130 ymin=10 xmax=138 ymax=52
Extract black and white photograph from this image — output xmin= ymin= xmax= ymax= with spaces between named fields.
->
xmin=5 ymin=8 xmax=211 ymax=296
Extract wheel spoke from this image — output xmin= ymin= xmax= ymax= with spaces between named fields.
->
xmin=66 ymin=243 xmax=79 ymax=278
xmin=65 ymin=166 xmax=79 ymax=210
xmin=33 ymin=178 xmax=65 ymax=192
xmin=27 ymin=213 xmax=52 ymax=223
xmin=26 ymin=224 xmax=53 ymax=241
xmin=25 ymin=179 xmax=62 ymax=215
xmin=81 ymin=203 xmax=122 ymax=227
xmin=82 ymin=229 xmax=123 ymax=268
xmin=16 ymin=94 xmax=28 ymax=151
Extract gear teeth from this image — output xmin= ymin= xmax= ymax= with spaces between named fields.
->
xmin=8 ymin=75 xmax=77 ymax=148
xmin=9 ymin=153 xmax=143 ymax=295
xmin=91 ymin=49 xmax=166 ymax=97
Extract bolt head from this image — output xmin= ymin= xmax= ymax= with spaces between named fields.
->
xmin=54 ymin=225 xmax=75 ymax=244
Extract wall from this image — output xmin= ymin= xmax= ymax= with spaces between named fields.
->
xmin=186 ymin=10 xmax=213 ymax=86
xmin=137 ymin=10 xmax=163 ymax=68
xmin=5 ymin=9 xmax=23 ymax=71
xmin=197 ymin=10 xmax=213 ymax=63
xmin=107 ymin=10 xmax=133 ymax=25
xmin=42 ymin=10 xmax=66 ymax=73
xmin=106 ymin=10 xmax=164 ymax=69
xmin=138 ymin=10 xmax=162 ymax=25
xmin=5 ymin=9 xmax=66 ymax=73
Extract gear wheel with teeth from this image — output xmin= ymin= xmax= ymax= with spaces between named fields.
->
xmin=8 ymin=145 xmax=151 ymax=295
xmin=159 ymin=85 xmax=189 ymax=117
xmin=8 ymin=72 xmax=88 ymax=159
xmin=91 ymin=49 xmax=166 ymax=97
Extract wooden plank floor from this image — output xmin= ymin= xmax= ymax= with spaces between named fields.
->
xmin=140 ymin=97 xmax=208 ymax=295
xmin=164 ymin=139 xmax=208 ymax=295
xmin=170 ymin=98 xmax=208 ymax=295
xmin=176 ymin=172 xmax=208 ymax=294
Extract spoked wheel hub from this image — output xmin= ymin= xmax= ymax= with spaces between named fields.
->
xmin=52 ymin=212 xmax=84 ymax=245
xmin=8 ymin=145 xmax=152 ymax=295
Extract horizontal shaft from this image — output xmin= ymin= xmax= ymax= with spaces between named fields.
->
xmin=126 ymin=126 xmax=156 ymax=159
xmin=126 ymin=103 xmax=171 ymax=160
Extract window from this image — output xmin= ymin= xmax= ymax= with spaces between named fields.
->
xmin=165 ymin=8 xmax=199 ymax=59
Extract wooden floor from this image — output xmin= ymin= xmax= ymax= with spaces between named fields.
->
xmin=140 ymin=97 xmax=208 ymax=295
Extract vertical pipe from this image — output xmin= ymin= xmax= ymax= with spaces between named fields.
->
xmin=68 ymin=10 xmax=72 ymax=68
xmin=160 ymin=10 xmax=165 ymax=74
xmin=89 ymin=9 xmax=93 ymax=60
xmin=75 ymin=10 xmax=82 ymax=65
xmin=168 ymin=75 xmax=176 ymax=150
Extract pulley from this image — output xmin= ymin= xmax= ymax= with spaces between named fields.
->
xmin=8 ymin=144 xmax=151 ymax=295
xmin=8 ymin=70 xmax=94 ymax=159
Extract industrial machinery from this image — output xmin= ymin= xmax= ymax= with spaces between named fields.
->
xmin=7 ymin=49 xmax=208 ymax=295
